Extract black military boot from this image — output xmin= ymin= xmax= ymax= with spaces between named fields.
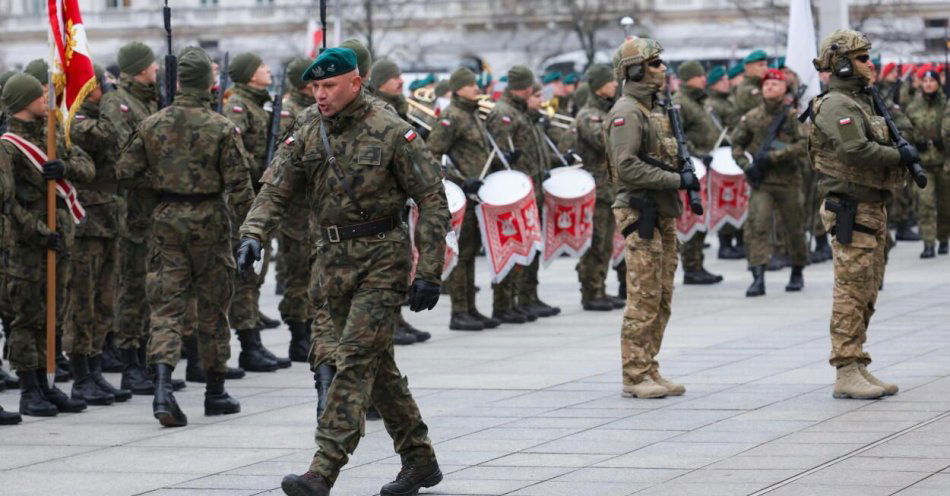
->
xmin=921 ymin=243 xmax=936 ymax=259
xmin=227 ymin=366 xmax=246 ymax=380
xmin=18 ymin=369 xmax=58 ymax=417
xmin=449 ymin=312 xmax=484 ymax=331
xmin=254 ymin=329 xmax=291 ymax=369
xmin=0 ymin=367 xmax=19 ymax=390
xmin=470 ymin=309 xmax=500 ymax=329
xmin=259 ymin=311 xmax=281 ymax=330
xmin=607 ymin=295 xmax=626 ymax=309
xmin=54 ymin=336 xmax=71 ymax=383
xmin=814 ymin=234 xmax=832 ymax=262
xmin=0 ymin=404 xmax=21 ymax=425
xmin=204 ymin=369 xmax=240 ymax=416
xmin=582 ymin=298 xmax=614 ymax=311
xmin=281 ymin=471 xmax=331 ymax=496
xmin=380 ymin=460 xmax=443 ymax=496
xmin=314 ymin=363 xmax=335 ymax=420
xmin=492 ymin=309 xmax=526 ymax=324
xmin=746 ymin=265 xmax=766 ymax=297
xmin=528 ymin=299 xmax=560 ymax=317
xmin=37 ymin=369 xmax=86 ymax=413
xmin=939 ymin=241 xmax=949 ymax=255
xmin=400 ymin=320 xmax=431 ymax=342
xmin=100 ymin=333 xmax=125 ymax=373
xmin=89 ymin=354 xmax=131 ymax=402
xmin=153 ymin=363 xmax=187 ymax=427
xmin=288 ymin=320 xmax=312 ymax=362
xmin=895 ymin=221 xmax=921 ymax=241
xmin=393 ymin=327 xmax=417 ymax=345
xmin=785 ymin=265 xmax=804 ymax=292
xmin=237 ymin=329 xmax=279 ymax=372
xmin=683 ymin=268 xmax=723 ymax=285
xmin=514 ymin=305 xmax=539 ymax=322
xmin=184 ymin=335 xmax=206 ymax=383
xmin=69 ymin=354 xmax=114 ymax=406
xmin=120 ymin=347 xmax=155 ymax=394
xmin=766 ymin=253 xmax=788 ymax=271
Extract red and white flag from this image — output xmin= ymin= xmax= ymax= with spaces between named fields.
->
xmin=306 ymin=19 xmax=324 ymax=59
xmin=48 ymin=0 xmax=97 ymax=143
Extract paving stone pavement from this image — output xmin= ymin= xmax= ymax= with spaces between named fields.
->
xmin=1 ymin=238 xmax=949 ymax=496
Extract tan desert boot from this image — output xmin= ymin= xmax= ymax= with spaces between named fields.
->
xmin=859 ymin=365 xmax=898 ymax=396
xmin=833 ymin=363 xmax=885 ymax=399
xmin=622 ymin=376 xmax=669 ymax=399
xmin=652 ymin=373 xmax=685 ymax=396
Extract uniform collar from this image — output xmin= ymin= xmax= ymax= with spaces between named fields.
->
xmin=829 ymin=75 xmax=868 ymax=96
xmin=5 ymin=116 xmax=45 ymax=139
xmin=501 ymin=91 xmax=527 ymax=112
xmin=174 ymin=88 xmax=214 ymax=108
xmin=291 ymin=89 xmax=315 ymax=108
xmin=681 ymin=84 xmax=707 ymax=102
xmin=763 ymin=97 xmax=784 ymax=113
xmin=588 ymin=92 xmax=614 ymax=112
xmin=451 ymin=95 xmax=479 ymax=113
xmin=622 ymin=81 xmax=657 ymax=107
xmin=233 ymin=83 xmax=271 ymax=106
xmin=119 ymin=74 xmax=158 ymax=104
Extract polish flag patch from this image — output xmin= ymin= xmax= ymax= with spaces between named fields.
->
xmin=119 ymin=104 xmax=129 ymax=113
xmin=501 ymin=116 xmax=512 ymax=124
xmin=284 ymin=136 xmax=295 ymax=145
xmin=440 ymin=119 xmax=451 ymax=127
xmin=280 ymin=110 xmax=291 ymax=117
xmin=232 ymin=106 xmax=244 ymax=113
xmin=589 ymin=116 xmax=602 ymax=122
xmin=75 ymin=115 xmax=87 ymax=121
xmin=234 ymin=127 xmax=242 ymax=135
xmin=838 ymin=117 xmax=852 ymax=126
xmin=613 ymin=117 xmax=625 ymax=127
xmin=404 ymin=129 xmax=418 ymax=142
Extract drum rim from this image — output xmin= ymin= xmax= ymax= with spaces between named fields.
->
xmin=478 ymin=170 xmax=534 ymax=206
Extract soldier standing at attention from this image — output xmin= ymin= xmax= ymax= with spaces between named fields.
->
xmin=809 ymin=29 xmax=912 ymax=399
xmin=706 ymin=64 xmax=746 ymax=260
xmin=735 ymin=50 xmax=769 ymax=117
xmin=607 ymin=38 xmax=696 ymax=399
xmin=117 ymin=47 xmax=254 ymax=426
xmin=235 ymin=47 xmax=447 ymax=496
xmin=905 ymin=69 xmax=948 ymax=258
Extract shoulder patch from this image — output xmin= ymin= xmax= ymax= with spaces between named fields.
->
xmin=440 ymin=119 xmax=451 ymax=127
xmin=75 ymin=115 xmax=87 ymax=121
xmin=280 ymin=110 xmax=291 ymax=117
xmin=589 ymin=116 xmax=602 ymax=122
xmin=232 ymin=106 xmax=244 ymax=113
xmin=613 ymin=117 xmax=625 ymax=127
xmin=234 ymin=127 xmax=242 ymax=135
xmin=838 ymin=117 xmax=852 ymax=126
xmin=501 ymin=115 xmax=512 ymax=124
xmin=751 ymin=88 xmax=759 ymax=95
xmin=404 ymin=129 xmax=418 ymax=142
xmin=119 ymin=104 xmax=129 ymax=113
xmin=284 ymin=136 xmax=295 ymax=145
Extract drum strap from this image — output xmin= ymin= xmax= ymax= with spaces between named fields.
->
xmin=320 ymin=122 xmax=369 ymax=221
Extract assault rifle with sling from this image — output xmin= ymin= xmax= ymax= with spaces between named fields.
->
xmin=663 ymin=87 xmax=703 ymax=216
xmin=747 ymin=85 xmax=807 ymax=188
xmin=216 ymin=52 xmax=229 ymax=114
xmin=160 ymin=0 xmax=176 ymax=109
xmin=867 ymin=85 xmax=927 ymax=189
xmin=263 ymin=65 xmax=287 ymax=169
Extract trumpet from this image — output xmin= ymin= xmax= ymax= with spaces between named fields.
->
xmin=412 ymin=87 xmax=436 ymax=103
xmin=406 ymin=98 xmax=438 ymax=119
xmin=540 ymin=100 xmax=575 ymax=127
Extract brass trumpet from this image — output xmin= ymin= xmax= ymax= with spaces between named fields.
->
xmin=475 ymin=96 xmax=571 ymax=130
xmin=540 ymin=100 xmax=575 ymax=126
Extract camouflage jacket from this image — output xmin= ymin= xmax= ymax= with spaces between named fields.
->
xmin=280 ymin=90 xmax=315 ymax=136
xmin=707 ymin=89 xmax=738 ymax=134
xmin=115 ymin=88 xmax=255 ymax=229
xmin=675 ymin=85 xmax=720 ymax=157
xmin=240 ymin=89 xmax=449 ymax=286
xmin=905 ymin=90 xmax=946 ymax=169
xmin=734 ymin=75 xmax=763 ymax=117
xmin=731 ymin=98 xmax=807 ymax=186
xmin=70 ymin=99 xmax=122 ymax=239
xmin=606 ymin=81 xmax=682 ymax=218
xmin=573 ymin=92 xmax=615 ymax=202
xmin=1 ymin=117 xmax=95 ymax=280
xmin=374 ymin=90 xmax=410 ymax=121
xmin=486 ymin=92 xmax=546 ymax=190
xmin=272 ymin=89 xmax=317 ymax=241
xmin=426 ymin=96 xmax=491 ymax=185
xmin=224 ymin=83 xmax=271 ymax=182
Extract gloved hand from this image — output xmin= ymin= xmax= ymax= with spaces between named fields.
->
xmin=561 ymin=150 xmax=577 ymax=166
xmin=503 ymin=149 xmax=521 ymax=166
xmin=235 ymin=236 xmax=262 ymax=279
xmin=898 ymin=142 xmax=920 ymax=167
xmin=745 ymin=162 xmax=764 ymax=186
xmin=753 ymin=152 xmax=773 ymax=169
xmin=42 ymin=159 xmax=65 ymax=180
xmin=46 ymin=232 xmax=62 ymax=252
xmin=679 ymin=171 xmax=700 ymax=191
xmin=407 ymin=278 xmax=440 ymax=312
xmin=461 ymin=178 xmax=483 ymax=196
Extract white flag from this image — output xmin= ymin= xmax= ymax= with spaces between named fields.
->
xmin=785 ymin=0 xmax=820 ymax=106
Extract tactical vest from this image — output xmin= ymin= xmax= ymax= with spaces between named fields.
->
xmin=810 ymin=92 xmax=904 ymax=191
xmin=634 ymin=100 xmax=679 ymax=171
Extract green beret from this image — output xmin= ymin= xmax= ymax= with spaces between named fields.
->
xmin=0 ymin=70 xmax=17 ymax=90
xmin=476 ymin=71 xmax=492 ymax=89
xmin=542 ymin=71 xmax=562 ymax=85
xmin=421 ymin=73 xmax=436 ymax=87
xmin=117 ymin=42 xmax=156 ymax=76
xmin=285 ymin=57 xmax=311 ymax=90
xmin=435 ymin=79 xmax=450 ymax=96
xmin=677 ymin=60 xmax=705 ymax=82
xmin=229 ymin=52 xmax=263 ymax=84
xmin=303 ymin=47 xmax=357 ymax=81
xmin=449 ymin=68 xmax=477 ymax=92
xmin=507 ymin=65 xmax=534 ymax=90
xmin=340 ymin=39 xmax=372 ymax=77
xmin=499 ymin=75 xmax=508 ymax=83
xmin=728 ymin=64 xmax=744 ymax=79
xmin=564 ymin=72 xmax=580 ymax=85
xmin=1 ymin=73 xmax=44 ymax=114
xmin=585 ymin=64 xmax=614 ymax=92
xmin=744 ymin=49 xmax=768 ymax=64
xmin=178 ymin=46 xmax=214 ymax=90
xmin=408 ymin=79 xmax=422 ymax=92
xmin=770 ymin=56 xmax=786 ymax=69
xmin=25 ymin=59 xmax=49 ymax=84
xmin=706 ymin=65 xmax=727 ymax=85
xmin=369 ymin=59 xmax=401 ymax=90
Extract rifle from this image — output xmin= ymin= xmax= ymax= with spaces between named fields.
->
xmin=216 ymin=52 xmax=229 ymax=114
xmin=319 ymin=0 xmax=328 ymax=53
xmin=161 ymin=0 xmax=176 ymax=108
xmin=867 ymin=85 xmax=927 ymax=189
xmin=663 ymin=87 xmax=703 ymax=215
xmin=944 ymin=27 xmax=949 ymax=97
xmin=888 ymin=61 xmax=903 ymax=107
xmin=747 ymin=85 xmax=808 ymax=187
xmin=263 ymin=65 xmax=287 ymax=169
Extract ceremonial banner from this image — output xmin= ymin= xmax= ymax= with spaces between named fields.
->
xmin=475 ymin=170 xmax=542 ymax=284
xmin=48 ymin=0 xmax=96 ymax=144
xmin=708 ymin=147 xmax=751 ymax=232
xmin=541 ymin=168 xmax=596 ymax=266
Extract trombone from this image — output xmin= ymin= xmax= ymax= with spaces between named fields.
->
xmin=540 ymin=100 xmax=575 ymax=129
xmin=406 ymin=90 xmax=438 ymax=132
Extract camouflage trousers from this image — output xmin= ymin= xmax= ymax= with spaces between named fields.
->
xmin=63 ymin=236 xmax=117 ymax=356
xmin=492 ymin=265 xmax=522 ymax=313
xmin=679 ymin=231 xmax=707 ymax=273
xmin=745 ymin=184 xmax=807 ymax=268
xmin=615 ymin=208 xmax=678 ymax=385
xmin=915 ymin=167 xmax=950 ymax=243
xmin=517 ymin=256 xmax=541 ymax=305
xmin=230 ymin=237 xmax=262 ymax=331
xmin=308 ymin=302 xmax=338 ymax=369
xmin=820 ymin=199 xmax=887 ymax=368
xmin=577 ymin=199 xmax=616 ymax=301
xmin=146 ymin=203 xmax=234 ymax=373
xmin=446 ymin=208 xmax=481 ymax=314
xmin=6 ymin=255 xmax=72 ymax=371
xmin=278 ymin=231 xmax=313 ymax=323
xmin=115 ymin=237 xmax=149 ymax=351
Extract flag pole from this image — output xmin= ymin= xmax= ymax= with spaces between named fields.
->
xmin=45 ymin=71 xmax=57 ymax=385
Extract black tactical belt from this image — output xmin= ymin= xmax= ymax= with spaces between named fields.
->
xmin=157 ymin=192 xmax=221 ymax=203
xmin=322 ymin=215 xmax=398 ymax=243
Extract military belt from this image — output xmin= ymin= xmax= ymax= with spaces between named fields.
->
xmin=825 ymin=196 xmax=876 ymax=245
xmin=322 ymin=214 xmax=398 ymax=243
xmin=157 ymin=192 xmax=221 ymax=203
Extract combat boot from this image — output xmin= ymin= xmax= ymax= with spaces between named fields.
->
xmin=469 ymin=309 xmax=500 ymax=329
xmin=449 ymin=312 xmax=484 ymax=331
xmin=813 ymin=234 xmax=833 ymax=263
xmin=920 ymin=243 xmax=936 ymax=259
xmin=69 ymin=354 xmax=114 ymax=406
xmin=366 ymin=404 xmax=382 ymax=420
xmin=287 ymin=320 xmax=312 ymax=362
xmin=895 ymin=222 xmax=920 ymax=241
xmin=833 ymin=363 xmax=885 ymax=399
xmin=259 ymin=311 xmax=282 ymax=330
xmin=281 ymin=471 xmax=331 ymax=496
xmin=745 ymin=265 xmax=766 ymax=297
xmin=184 ymin=335 xmax=205 ymax=383
xmin=314 ymin=363 xmax=335 ymax=419
xmin=528 ymin=299 xmax=560 ymax=317
xmin=254 ymin=329 xmax=291 ymax=368
xmin=204 ymin=370 xmax=241 ymax=416
xmin=18 ymin=369 xmax=58 ymax=417
xmin=100 ymin=333 xmax=125 ymax=373
xmin=89 ymin=355 xmax=131 ymax=402
xmin=393 ymin=327 xmax=416 ymax=345
xmin=141 ymin=347 xmax=183 ymax=391
xmin=683 ymin=269 xmax=722 ymax=285
xmin=380 ymin=460 xmax=443 ymax=496
xmin=237 ymin=329 xmax=279 ymax=372
xmin=37 ymin=370 xmax=86 ymax=413
xmin=651 ymin=372 xmax=685 ymax=396
xmin=766 ymin=253 xmax=788 ymax=271
xmin=153 ymin=363 xmax=187 ymax=427
xmin=717 ymin=232 xmax=739 ymax=259
xmin=400 ymin=320 xmax=431 ymax=342
xmin=120 ymin=347 xmax=155 ymax=394
xmin=785 ymin=266 xmax=804 ymax=292
xmin=582 ymin=298 xmax=614 ymax=311
xmin=733 ymin=232 xmax=747 ymax=258
xmin=621 ymin=376 xmax=668 ymax=399
xmin=859 ymin=365 xmax=898 ymax=396
xmin=939 ymin=241 xmax=949 ymax=255
xmin=515 ymin=305 xmax=539 ymax=321
xmin=0 ymin=404 xmax=21 ymax=425
xmin=492 ymin=309 xmax=526 ymax=325
xmin=607 ymin=295 xmax=626 ymax=309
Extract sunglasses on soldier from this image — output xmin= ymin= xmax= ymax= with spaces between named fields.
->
xmin=647 ymin=59 xmax=665 ymax=68
xmin=853 ymin=54 xmax=870 ymax=63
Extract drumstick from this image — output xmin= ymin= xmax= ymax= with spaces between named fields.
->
xmin=711 ymin=126 xmax=729 ymax=151
xmin=479 ymin=148 xmax=496 ymax=180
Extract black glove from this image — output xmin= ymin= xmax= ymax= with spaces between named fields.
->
xmin=42 ymin=159 xmax=65 ymax=180
xmin=235 ymin=236 xmax=262 ymax=279
xmin=561 ymin=150 xmax=577 ymax=166
xmin=407 ymin=278 xmax=440 ymax=312
xmin=46 ymin=232 xmax=62 ymax=252
xmin=898 ymin=142 xmax=920 ymax=167
xmin=745 ymin=163 xmax=764 ymax=186
xmin=461 ymin=178 xmax=483 ymax=196
xmin=679 ymin=171 xmax=700 ymax=191
xmin=503 ymin=149 xmax=522 ymax=166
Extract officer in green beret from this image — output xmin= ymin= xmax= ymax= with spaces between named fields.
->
xmin=728 ymin=63 xmax=744 ymax=101
xmin=735 ymin=49 xmax=769 ymax=116
xmin=705 ymin=64 xmax=745 ymax=259
xmin=237 ymin=46 xmax=448 ymax=496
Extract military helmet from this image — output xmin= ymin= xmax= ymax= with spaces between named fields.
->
xmin=613 ymin=37 xmax=663 ymax=80
xmin=813 ymin=29 xmax=871 ymax=72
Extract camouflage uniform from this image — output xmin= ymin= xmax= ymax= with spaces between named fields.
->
xmin=240 ymin=88 xmax=447 ymax=484
xmin=116 ymin=87 xmax=255 ymax=373
xmin=906 ymin=91 xmax=949 ymax=245
xmin=707 ymin=89 xmax=740 ymax=130
xmin=734 ymin=74 xmax=764 ymax=118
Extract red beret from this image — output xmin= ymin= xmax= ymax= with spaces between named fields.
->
xmin=901 ymin=64 xmax=916 ymax=77
xmin=762 ymin=68 xmax=786 ymax=84
xmin=916 ymin=64 xmax=933 ymax=79
xmin=881 ymin=62 xmax=896 ymax=77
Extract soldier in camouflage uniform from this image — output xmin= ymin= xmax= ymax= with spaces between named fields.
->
xmin=706 ymin=65 xmax=747 ymax=260
xmin=1 ymin=73 xmax=94 ymax=416
xmin=906 ymin=70 xmax=949 ymax=258
xmin=674 ymin=61 xmax=724 ymax=285
xmin=731 ymin=69 xmax=808 ymax=297
xmin=734 ymin=50 xmax=769 ymax=120
xmin=810 ymin=29 xmax=912 ymax=399
xmin=607 ymin=37 xmax=696 ymax=399
xmin=426 ymin=67 xmax=502 ymax=331
xmin=223 ymin=52 xmax=289 ymax=371
xmin=235 ymin=48 xmax=447 ymax=496
xmin=117 ymin=47 xmax=254 ymax=427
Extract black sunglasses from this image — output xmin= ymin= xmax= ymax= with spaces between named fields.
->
xmin=647 ymin=59 xmax=665 ymax=68
xmin=853 ymin=54 xmax=870 ymax=63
